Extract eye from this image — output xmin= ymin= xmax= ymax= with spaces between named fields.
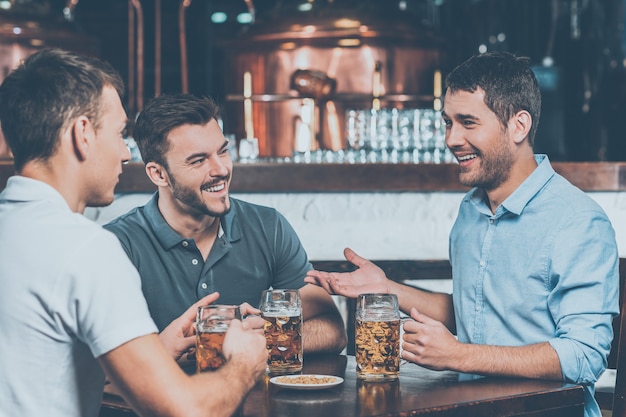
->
xmin=190 ymin=157 xmax=205 ymax=165
xmin=462 ymin=120 xmax=476 ymax=127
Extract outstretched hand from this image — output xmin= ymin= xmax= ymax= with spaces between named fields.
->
xmin=304 ymin=247 xmax=390 ymax=298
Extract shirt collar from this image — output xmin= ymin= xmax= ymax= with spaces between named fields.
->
xmin=1 ymin=175 xmax=72 ymax=210
xmin=469 ymin=154 xmax=555 ymax=217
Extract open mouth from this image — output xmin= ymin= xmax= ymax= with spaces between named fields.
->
xmin=202 ymin=183 xmax=226 ymax=193
xmin=456 ymin=153 xmax=477 ymax=163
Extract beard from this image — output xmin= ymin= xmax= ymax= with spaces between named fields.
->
xmin=169 ymin=172 xmax=231 ymax=217
xmin=458 ymin=136 xmax=514 ymax=191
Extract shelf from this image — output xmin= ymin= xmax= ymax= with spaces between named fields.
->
xmin=225 ymin=93 xmax=435 ymax=103
xmin=2 ymin=160 xmax=626 ymax=194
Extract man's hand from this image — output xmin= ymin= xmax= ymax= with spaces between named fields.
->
xmin=239 ymin=302 xmax=265 ymax=334
xmin=159 ymin=292 xmax=220 ymax=361
xmin=401 ymin=308 xmax=462 ymax=371
xmin=304 ymin=247 xmax=390 ymax=298
xmin=223 ymin=319 xmax=268 ymax=380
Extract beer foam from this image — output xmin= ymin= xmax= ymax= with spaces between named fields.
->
xmin=262 ymin=308 xmax=301 ymax=317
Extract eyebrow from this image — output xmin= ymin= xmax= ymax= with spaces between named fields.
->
xmin=442 ymin=111 xmax=479 ymax=122
xmin=184 ymin=152 xmax=209 ymax=163
xmin=183 ymin=140 xmax=230 ymax=163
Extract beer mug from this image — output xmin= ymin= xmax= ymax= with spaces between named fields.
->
xmin=355 ymin=293 xmax=401 ymax=381
xmin=260 ymin=289 xmax=303 ymax=375
xmin=195 ymin=304 xmax=241 ymax=373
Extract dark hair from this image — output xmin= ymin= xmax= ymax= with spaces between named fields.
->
xmin=445 ymin=51 xmax=541 ymax=146
xmin=133 ymin=93 xmax=221 ymax=168
xmin=0 ymin=48 xmax=125 ymax=172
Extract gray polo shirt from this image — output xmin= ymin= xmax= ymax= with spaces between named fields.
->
xmin=105 ymin=193 xmax=311 ymax=331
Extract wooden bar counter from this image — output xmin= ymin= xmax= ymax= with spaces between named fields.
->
xmin=2 ymin=159 xmax=626 ymax=193
xmin=100 ymin=354 xmax=584 ymax=417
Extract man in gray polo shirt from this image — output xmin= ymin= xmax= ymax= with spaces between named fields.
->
xmin=105 ymin=93 xmax=347 ymax=355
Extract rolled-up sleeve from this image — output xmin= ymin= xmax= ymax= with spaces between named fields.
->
xmin=547 ymin=211 xmax=619 ymax=385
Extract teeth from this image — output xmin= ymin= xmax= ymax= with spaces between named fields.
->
xmin=204 ymin=184 xmax=225 ymax=193
xmin=457 ymin=154 xmax=477 ymax=162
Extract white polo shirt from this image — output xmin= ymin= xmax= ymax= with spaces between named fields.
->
xmin=0 ymin=176 xmax=157 ymax=417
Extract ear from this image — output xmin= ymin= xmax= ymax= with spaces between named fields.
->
xmin=145 ymin=161 xmax=170 ymax=187
xmin=509 ymin=110 xmax=532 ymax=145
xmin=71 ymin=115 xmax=94 ymax=161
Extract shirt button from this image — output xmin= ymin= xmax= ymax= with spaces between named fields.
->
xmin=182 ymin=241 xmax=189 ymax=247
xmin=489 ymin=219 xmax=495 ymax=224
xmin=192 ymin=259 xmax=199 ymax=265
xmin=479 ymin=260 xmax=486 ymax=268
xmin=201 ymin=283 xmax=208 ymax=290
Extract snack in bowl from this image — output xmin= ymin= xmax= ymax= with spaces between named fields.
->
xmin=274 ymin=375 xmax=337 ymax=384
xmin=270 ymin=374 xmax=344 ymax=390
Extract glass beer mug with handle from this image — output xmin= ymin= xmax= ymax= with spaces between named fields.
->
xmin=195 ymin=304 xmax=241 ymax=373
xmin=260 ymin=289 xmax=303 ymax=375
xmin=355 ymin=293 xmax=401 ymax=381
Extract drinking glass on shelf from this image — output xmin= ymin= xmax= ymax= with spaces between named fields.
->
xmin=412 ymin=109 xmax=448 ymax=163
xmin=225 ymin=134 xmax=238 ymax=161
xmin=345 ymin=106 xmax=449 ymax=164
xmin=345 ymin=109 xmax=370 ymax=163
xmin=239 ymin=137 xmax=259 ymax=163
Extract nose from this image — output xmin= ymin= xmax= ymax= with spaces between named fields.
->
xmin=445 ymin=123 xmax=463 ymax=149
xmin=208 ymin=154 xmax=230 ymax=177
xmin=121 ymin=138 xmax=132 ymax=164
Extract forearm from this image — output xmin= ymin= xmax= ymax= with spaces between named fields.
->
xmin=452 ymin=341 xmax=562 ymax=380
xmin=303 ymin=312 xmax=347 ymax=354
xmin=388 ymin=280 xmax=455 ymax=331
xmin=194 ymin=358 xmax=261 ymax=417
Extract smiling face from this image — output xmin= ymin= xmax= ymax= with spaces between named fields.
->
xmin=442 ymin=87 xmax=515 ymax=192
xmin=161 ymin=120 xmax=233 ymax=218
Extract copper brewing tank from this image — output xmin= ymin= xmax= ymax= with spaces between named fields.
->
xmin=220 ymin=0 xmax=445 ymax=158
xmin=0 ymin=0 xmax=99 ymax=157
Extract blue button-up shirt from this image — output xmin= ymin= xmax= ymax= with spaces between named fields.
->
xmin=449 ymin=155 xmax=619 ymax=417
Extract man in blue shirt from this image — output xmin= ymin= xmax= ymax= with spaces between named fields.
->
xmin=305 ymin=51 xmax=619 ymax=417
xmin=105 ymin=93 xmax=347 ymax=355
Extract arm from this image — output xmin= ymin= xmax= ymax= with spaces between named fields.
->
xmin=304 ymin=247 xmax=456 ymax=330
xmin=299 ymin=284 xmax=347 ymax=353
xmin=402 ymin=308 xmax=562 ymax=380
xmin=99 ymin=319 xmax=267 ymax=417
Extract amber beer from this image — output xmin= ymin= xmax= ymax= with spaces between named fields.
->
xmin=355 ymin=318 xmax=401 ymax=380
xmin=260 ymin=289 xmax=303 ymax=374
xmin=196 ymin=331 xmax=227 ymax=373
xmin=262 ymin=312 xmax=303 ymax=373
xmin=195 ymin=305 xmax=240 ymax=373
xmin=355 ymin=293 xmax=401 ymax=381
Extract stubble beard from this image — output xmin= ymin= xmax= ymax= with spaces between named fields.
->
xmin=458 ymin=138 xmax=514 ymax=191
xmin=170 ymin=173 xmax=231 ymax=217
